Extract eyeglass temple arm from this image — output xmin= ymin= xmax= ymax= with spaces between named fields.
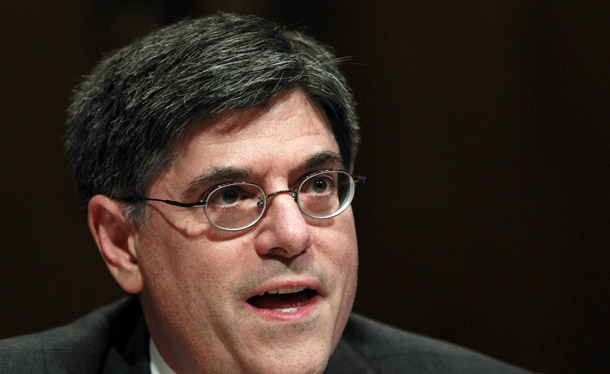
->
xmin=123 ymin=197 xmax=205 ymax=208
xmin=123 ymin=174 xmax=365 ymax=207
xmin=353 ymin=175 xmax=366 ymax=185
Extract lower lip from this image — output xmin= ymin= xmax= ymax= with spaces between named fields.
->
xmin=246 ymin=294 xmax=321 ymax=322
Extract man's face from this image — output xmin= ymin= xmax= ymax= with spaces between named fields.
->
xmin=134 ymin=91 xmax=358 ymax=373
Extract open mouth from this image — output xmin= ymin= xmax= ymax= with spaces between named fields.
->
xmin=247 ymin=286 xmax=318 ymax=313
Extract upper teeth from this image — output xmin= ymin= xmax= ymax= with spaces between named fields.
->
xmin=261 ymin=286 xmax=307 ymax=296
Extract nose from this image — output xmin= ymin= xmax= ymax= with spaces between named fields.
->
xmin=254 ymin=190 xmax=313 ymax=259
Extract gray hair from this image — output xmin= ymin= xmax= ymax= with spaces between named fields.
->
xmin=65 ymin=13 xmax=359 ymax=221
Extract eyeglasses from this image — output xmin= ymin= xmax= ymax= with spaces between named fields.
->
xmin=125 ymin=169 xmax=366 ymax=231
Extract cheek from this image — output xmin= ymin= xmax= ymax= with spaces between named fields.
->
xmin=137 ymin=220 xmax=253 ymax=296
xmin=313 ymin=212 xmax=359 ymax=276
xmin=336 ymin=214 xmax=359 ymax=300
xmin=135 ymin=226 xmax=187 ymax=296
xmin=320 ymin=212 xmax=358 ymax=344
xmin=136 ymin=217 xmax=203 ymax=291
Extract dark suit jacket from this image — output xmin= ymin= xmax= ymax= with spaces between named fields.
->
xmin=0 ymin=298 xmax=531 ymax=373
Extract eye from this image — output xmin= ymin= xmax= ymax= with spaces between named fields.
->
xmin=208 ymin=186 xmax=247 ymax=207
xmin=220 ymin=189 xmax=239 ymax=205
xmin=301 ymin=175 xmax=336 ymax=196
xmin=312 ymin=178 xmax=330 ymax=194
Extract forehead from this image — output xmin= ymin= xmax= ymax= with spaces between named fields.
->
xmin=162 ymin=91 xmax=341 ymax=189
xmin=182 ymin=91 xmax=335 ymax=150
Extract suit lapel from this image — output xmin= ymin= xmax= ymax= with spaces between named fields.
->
xmin=101 ymin=303 xmax=151 ymax=374
xmin=325 ymin=339 xmax=376 ymax=374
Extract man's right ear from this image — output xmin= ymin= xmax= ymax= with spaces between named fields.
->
xmin=88 ymin=195 xmax=144 ymax=294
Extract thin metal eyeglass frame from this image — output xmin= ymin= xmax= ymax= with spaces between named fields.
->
xmin=124 ymin=169 xmax=366 ymax=231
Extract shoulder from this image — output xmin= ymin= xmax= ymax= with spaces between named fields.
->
xmin=327 ymin=313 xmax=533 ymax=374
xmin=0 ymin=298 xmax=147 ymax=374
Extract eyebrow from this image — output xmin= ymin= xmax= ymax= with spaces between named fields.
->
xmin=181 ymin=150 xmax=343 ymax=200
xmin=298 ymin=151 xmax=344 ymax=170
xmin=182 ymin=166 xmax=253 ymax=199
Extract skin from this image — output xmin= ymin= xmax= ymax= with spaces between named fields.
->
xmin=89 ymin=90 xmax=358 ymax=373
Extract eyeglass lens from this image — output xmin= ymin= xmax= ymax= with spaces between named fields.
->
xmin=204 ymin=171 xmax=354 ymax=230
xmin=297 ymin=171 xmax=352 ymax=218
xmin=205 ymin=183 xmax=265 ymax=230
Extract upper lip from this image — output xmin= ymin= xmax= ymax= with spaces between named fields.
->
xmin=245 ymin=278 xmax=323 ymax=301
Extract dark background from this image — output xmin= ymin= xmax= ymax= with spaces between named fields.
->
xmin=1 ymin=1 xmax=608 ymax=373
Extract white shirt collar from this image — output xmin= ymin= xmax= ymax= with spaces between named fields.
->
xmin=150 ymin=337 xmax=176 ymax=374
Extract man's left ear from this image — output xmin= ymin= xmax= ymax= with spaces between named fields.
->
xmin=87 ymin=195 xmax=144 ymax=294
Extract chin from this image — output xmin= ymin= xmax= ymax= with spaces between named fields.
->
xmin=251 ymin=354 xmax=329 ymax=374
xmin=238 ymin=338 xmax=332 ymax=374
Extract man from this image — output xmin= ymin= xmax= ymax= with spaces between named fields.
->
xmin=0 ymin=13 xmax=531 ymax=373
